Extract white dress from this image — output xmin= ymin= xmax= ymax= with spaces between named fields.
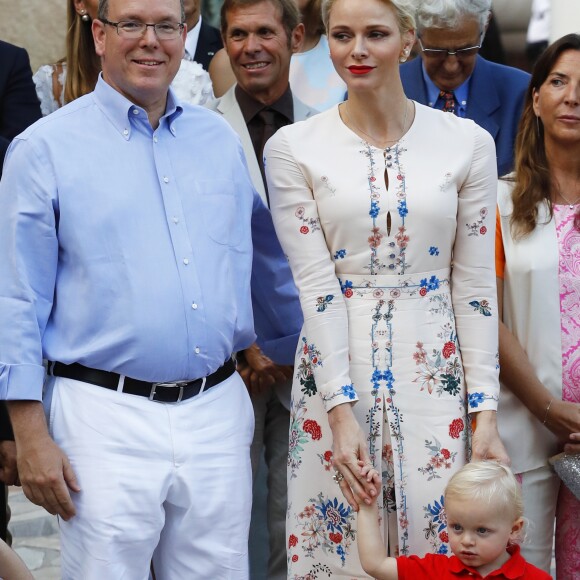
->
xmin=265 ymin=103 xmax=500 ymax=577
xmin=33 ymin=60 xmax=214 ymax=116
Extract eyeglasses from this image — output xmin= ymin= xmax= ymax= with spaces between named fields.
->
xmin=100 ymin=19 xmax=184 ymax=40
xmin=417 ymin=36 xmax=483 ymax=61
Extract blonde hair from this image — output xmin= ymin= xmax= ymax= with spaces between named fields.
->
xmin=322 ymin=0 xmax=416 ymax=35
xmin=444 ymin=462 xmax=523 ymax=522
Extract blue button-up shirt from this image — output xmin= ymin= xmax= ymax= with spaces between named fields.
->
xmin=422 ymin=61 xmax=471 ymax=118
xmin=0 ymin=77 xmax=301 ymax=401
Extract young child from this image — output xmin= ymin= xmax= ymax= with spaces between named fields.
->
xmin=356 ymin=461 xmax=552 ymax=579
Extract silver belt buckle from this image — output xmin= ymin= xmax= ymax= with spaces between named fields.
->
xmin=150 ymin=381 xmax=188 ymax=402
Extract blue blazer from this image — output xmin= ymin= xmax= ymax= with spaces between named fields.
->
xmin=400 ymin=55 xmax=530 ymax=177
xmin=194 ymin=21 xmax=223 ymax=71
xmin=0 ymin=40 xmax=42 ymax=175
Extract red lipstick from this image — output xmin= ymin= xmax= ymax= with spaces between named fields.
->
xmin=348 ymin=65 xmax=374 ymax=75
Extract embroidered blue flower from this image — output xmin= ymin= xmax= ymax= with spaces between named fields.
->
xmin=339 ymin=279 xmax=353 ymax=294
xmin=398 ymin=199 xmax=408 ymax=218
xmin=318 ymin=497 xmax=351 ymax=533
xmin=468 ymin=392 xmax=485 ymax=408
xmin=369 ymin=200 xmax=380 ymax=218
xmin=336 ymin=544 xmax=346 ymax=563
xmin=426 ymin=496 xmax=446 ymax=532
xmin=316 ymin=295 xmax=334 ymax=312
xmin=342 ymin=384 xmax=357 ymax=400
xmin=429 ymin=246 xmax=439 ymax=256
xmin=334 ymin=249 xmax=347 ymax=260
xmin=420 ymin=275 xmax=441 ymax=293
xmin=438 ymin=544 xmax=448 ymax=555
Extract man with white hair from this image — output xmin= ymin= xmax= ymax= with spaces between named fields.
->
xmin=400 ymin=0 xmax=530 ymax=176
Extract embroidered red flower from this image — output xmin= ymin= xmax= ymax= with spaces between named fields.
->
xmin=370 ymin=176 xmax=376 ymax=182
xmin=442 ymin=341 xmax=456 ymax=359
xmin=303 ymin=419 xmax=322 ymax=440
xmin=439 ymin=531 xmax=449 ymax=543
xmin=480 ymin=226 xmax=487 ymax=235
xmin=329 ymin=532 xmax=343 ymax=544
xmin=419 ymin=288 xmax=427 ymax=297
xmin=312 ymin=357 xmax=318 ymax=364
xmin=344 ymin=288 xmax=353 ymax=298
xmin=397 ymin=174 xmax=403 ymax=180
xmin=288 ymin=534 xmax=298 ymax=548
xmin=449 ymin=418 xmax=464 ymax=439
xmin=441 ymin=448 xmax=451 ymax=459
xmin=324 ymin=450 xmax=333 ymax=462
xmin=292 ymin=555 xmax=298 ymax=562
xmin=300 ymin=225 xmax=309 ymax=234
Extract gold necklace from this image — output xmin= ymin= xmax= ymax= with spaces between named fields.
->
xmin=342 ymin=99 xmax=410 ymax=148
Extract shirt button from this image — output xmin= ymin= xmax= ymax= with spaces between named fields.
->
xmin=163 ymin=176 xmax=169 ymax=183
xmin=123 ymin=129 xmax=129 ymax=136
xmin=173 ymin=217 xmax=179 ymax=224
xmin=191 ymin=303 xmax=198 ymax=310
xmin=194 ymin=347 xmax=200 ymax=354
xmin=183 ymin=258 xmax=189 ymax=265
xmin=153 ymin=136 xmax=158 ymax=143
xmin=132 ymin=109 xmax=139 ymax=115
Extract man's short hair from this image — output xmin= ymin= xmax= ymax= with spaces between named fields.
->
xmin=220 ymin=0 xmax=301 ymax=42
xmin=415 ymin=0 xmax=491 ymax=34
xmin=98 ymin=0 xmax=186 ymax=23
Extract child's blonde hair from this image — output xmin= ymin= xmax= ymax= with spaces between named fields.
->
xmin=444 ymin=461 xmax=524 ymax=521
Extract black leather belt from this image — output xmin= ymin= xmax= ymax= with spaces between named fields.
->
xmin=48 ymin=359 xmax=236 ymax=403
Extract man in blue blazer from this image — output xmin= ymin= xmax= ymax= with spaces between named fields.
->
xmin=0 ymin=39 xmax=42 ymax=544
xmin=401 ymin=0 xmax=530 ymax=177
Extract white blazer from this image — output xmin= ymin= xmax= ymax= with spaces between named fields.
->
xmin=209 ymin=85 xmax=317 ymax=206
xmin=496 ymin=179 xmax=561 ymax=474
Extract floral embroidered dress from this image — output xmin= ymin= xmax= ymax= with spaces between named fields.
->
xmin=265 ymin=103 xmax=499 ymax=578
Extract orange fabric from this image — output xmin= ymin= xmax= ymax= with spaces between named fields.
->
xmin=495 ymin=207 xmax=506 ymax=279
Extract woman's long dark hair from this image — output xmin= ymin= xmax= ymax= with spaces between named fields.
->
xmin=509 ymin=33 xmax=580 ymax=238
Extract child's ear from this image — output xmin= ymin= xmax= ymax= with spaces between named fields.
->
xmin=509 ymin=517 xmax=525 ymax=543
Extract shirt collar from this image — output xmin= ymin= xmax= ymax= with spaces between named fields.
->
xmin=235 ymin=84 xmax=294 ymax=124
xmin=184 ymin=16 xmax=202 ymax=60
xmin=448 ymin=544 xmax=527 ymax=579
xmin=421 ymin=59 xmax=471 ymax=111
xmin=92 ymin=74 xmax=183 ymax=139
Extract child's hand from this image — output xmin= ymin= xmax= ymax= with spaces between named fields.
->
xmin=357 ymin=460 xmax=381 ymax=485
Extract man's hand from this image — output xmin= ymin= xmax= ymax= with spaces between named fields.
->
xmin=0 ymin=440 xmax=18 ymax=485
xmin=238 ymin=343 xmax=293 ymax=395
xmin=8 ymin=401 xmax=80 ymax=520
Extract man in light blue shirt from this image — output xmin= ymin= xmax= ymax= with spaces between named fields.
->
xmin=0 ymin=0 xmax=300 ymax=577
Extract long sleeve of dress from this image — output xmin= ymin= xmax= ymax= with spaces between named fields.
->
xmin=451 ymin=126 xmax=500 ymax=413
xmin=265 ymin=129 xmax=357 ymax=412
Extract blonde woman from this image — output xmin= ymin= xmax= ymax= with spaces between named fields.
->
xmin=265 ymin=0 xmax=507 ymax=576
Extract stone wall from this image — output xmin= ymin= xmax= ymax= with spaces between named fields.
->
xmin=0 ymin=0 xmax=66 ymax=73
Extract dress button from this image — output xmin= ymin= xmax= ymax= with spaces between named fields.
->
xmin=386 ymin=162 xmax=392 ymax=168
xmin=386 ymin=154 xmax=392 ymax=160
xmin=183 ymin=258 xmax=189 ymax=265
xmin=389 ymin=264 xmax=395 ymax=269
xmin=163 ymin=176 xmax=169 ymax=183
xmin=390 ymin=253 xmax=395 ymax=259
xmin=191 ymin=303 xmax=198 ymax=310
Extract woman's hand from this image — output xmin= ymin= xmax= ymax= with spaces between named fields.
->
xmin=564 ymin=432 xmax=580 ymax=455
xmin=328 ymin=403 xmax=378 ymax=511
xmin=544 ymin=400 xmax=580 ymax=443
xmin=471 ymin=410 xmax=511 ymax=465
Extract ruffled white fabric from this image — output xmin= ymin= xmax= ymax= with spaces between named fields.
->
xmin=33 ymin=63 xmax=66 ymax=116
xmin=171 ymin=59 xmax=215 ymax=106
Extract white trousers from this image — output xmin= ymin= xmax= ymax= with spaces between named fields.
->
xmin=46 ymin=372 xmax=254 ymax=580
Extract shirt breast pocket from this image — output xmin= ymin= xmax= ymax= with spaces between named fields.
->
xmin=196 ymin=179 xmax=241 ymax=246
